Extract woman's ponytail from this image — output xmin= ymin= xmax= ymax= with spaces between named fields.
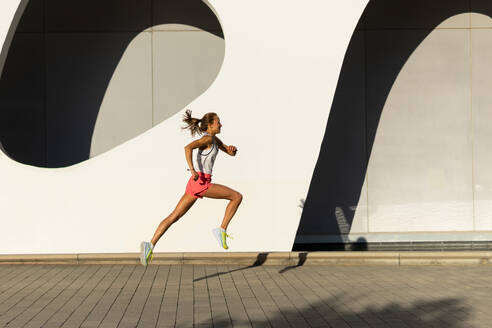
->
xmin=181 ymin=109 xmax=202 ymax=137
xmin=181 ymin=109 xmax=218 ymax=137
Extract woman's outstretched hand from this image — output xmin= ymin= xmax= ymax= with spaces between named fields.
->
xmin=227 ymin=145 xmax=238 ymax=156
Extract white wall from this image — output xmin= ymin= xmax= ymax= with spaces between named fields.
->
xmin=5 ymin=0 xmax=492 ymax=253
xmin=0 ymin=0 xmax=367 ymax=253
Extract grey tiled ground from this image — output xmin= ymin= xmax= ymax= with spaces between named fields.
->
xmin=0 ymin=264 xmax=490 ymax=327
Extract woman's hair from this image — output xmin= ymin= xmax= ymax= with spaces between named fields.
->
xmin=181 ymin=109 xmax=217 ymax=137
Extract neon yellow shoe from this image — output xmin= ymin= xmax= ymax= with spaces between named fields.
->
xmin=212 ymin=228 xmax=232 ymax=250
xmin=140 ymin=241 xmax=154 ymax=266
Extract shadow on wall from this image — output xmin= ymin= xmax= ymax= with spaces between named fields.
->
xmin=0 ymin=0 xmax=224 ymax=168
xmin=294 ymin=0 xmax=492 ymax=249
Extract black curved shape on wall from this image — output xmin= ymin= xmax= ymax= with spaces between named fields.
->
xmin=294 ymin=0 xmax=491 ymax=250
xmin=0 ymin=0 xmax=223 ymax=168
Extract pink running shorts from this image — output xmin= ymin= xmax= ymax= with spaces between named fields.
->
xmin=185 ymin=172 xmax=212 ymax=199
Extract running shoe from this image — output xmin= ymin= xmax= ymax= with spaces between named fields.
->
xmin=140 ymin=241 xmax=154 ymax=266
xmin=212 ymin=228 xmax=231 ymax=250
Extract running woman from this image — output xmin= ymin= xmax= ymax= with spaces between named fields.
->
xmin=140 ymin=110 xmax=242 ymax=266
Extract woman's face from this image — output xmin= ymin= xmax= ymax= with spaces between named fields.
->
xmin=210 ymin=116 xmax=222 ymax=134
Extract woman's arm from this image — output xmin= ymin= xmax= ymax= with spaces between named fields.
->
xmin=184 ymin=136 xmax=213 ymax=179
xmin=216 ymin=137 xmax=237 ymax=156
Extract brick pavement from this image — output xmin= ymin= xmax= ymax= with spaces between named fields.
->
xmin=0 ymin=264 xmax=489 ymax=327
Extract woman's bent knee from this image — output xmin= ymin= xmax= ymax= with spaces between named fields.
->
xmin=234 ymin=192 xmax=243 ymax=203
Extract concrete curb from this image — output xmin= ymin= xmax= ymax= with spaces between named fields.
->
xmin=2 ymin=251 xmax=492 ymax=265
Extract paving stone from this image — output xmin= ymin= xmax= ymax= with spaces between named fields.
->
xmin=22 ymin=265 xmax=102 ymax=328
xmin=0 ymin=266 xmax=57 ymax=305
xmin=0 ymin=264 xmax=490 ymax=326
xmin=77 ymin=266 xmax=133 ymax=328
xmin=0 ymin=266 xmax=77 ymax=327
xmin=118 ymin=265 xmax=158 ymax=328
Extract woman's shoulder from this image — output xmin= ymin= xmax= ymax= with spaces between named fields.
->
xmin=194 ymin=134 xmax=213 ymax=147
xmin=196 ymin=133 xmax=212 ymax=140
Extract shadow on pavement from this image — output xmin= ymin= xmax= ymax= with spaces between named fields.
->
xmin=207 ymin=296 xmax=470 ymax=327
xmin=278 ymin=252 xmax=307 ymax=274
xmin=193 ymin=252 xmax=269 ymax=282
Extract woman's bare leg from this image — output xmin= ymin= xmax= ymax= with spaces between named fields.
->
xmin=151 ymin=193 xmax=197 ymax=246
xmin=202 ymin=183 xmax=242 ymax=230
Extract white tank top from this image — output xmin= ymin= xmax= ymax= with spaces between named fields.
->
xmin=193 ymin=133 xmax=219 ymax=175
